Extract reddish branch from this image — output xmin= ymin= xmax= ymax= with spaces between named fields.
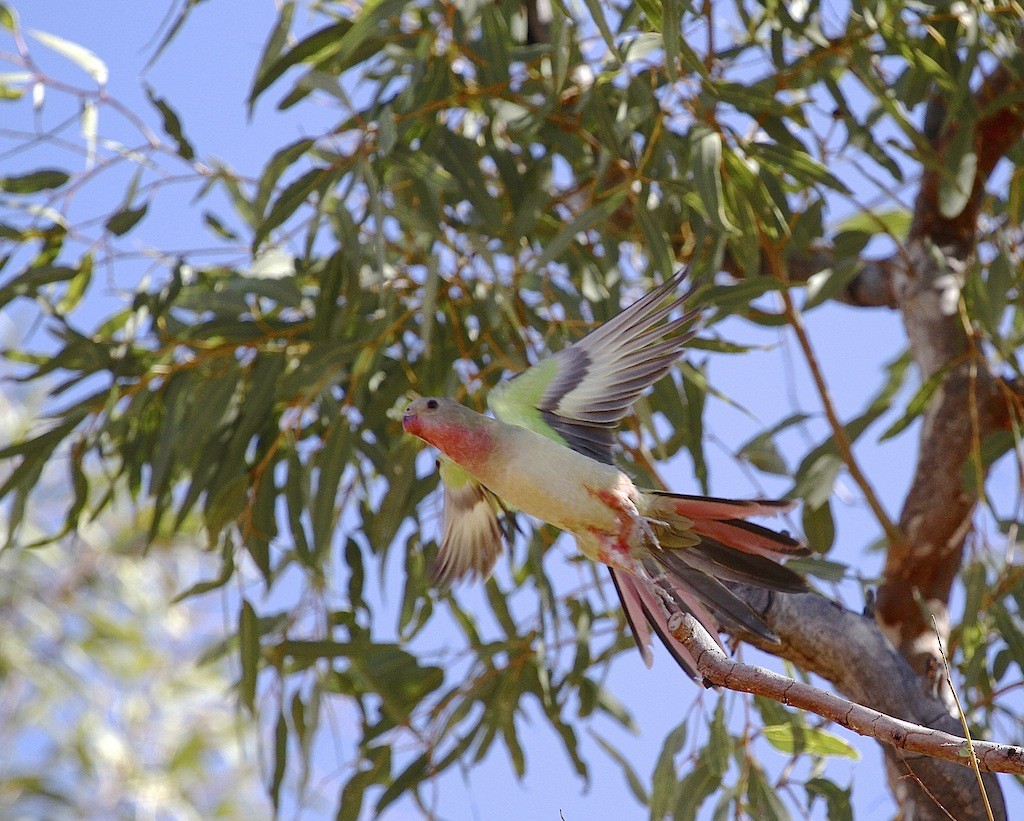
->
xmin=875 ymin=60 xmax=1024 ymax=666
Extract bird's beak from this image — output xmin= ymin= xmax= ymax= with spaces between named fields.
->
xmin=402 ymin=406 xmax=421 ymax=436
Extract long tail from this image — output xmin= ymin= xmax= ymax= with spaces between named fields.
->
xmin=611 ymin=491 xmax=810 ymax=679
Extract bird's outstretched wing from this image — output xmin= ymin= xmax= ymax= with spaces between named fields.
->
xmin=430 ymin=458 xmax=513 ymax=586
xmin=487 ymin=269 xmax=696 ymax=463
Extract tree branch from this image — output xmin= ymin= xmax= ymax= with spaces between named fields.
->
xmin=674 ymin=610 xmax=1023 ymax=776
xmin=725 ymin=244 xmax=901 ymax=308
xmin=876 ymin=51 xmax=1024 ymax=668
xmin=679 ymin=591 xmax=1010 ymax=821
xmin=777 ymin=283 xmax=903 ymax=545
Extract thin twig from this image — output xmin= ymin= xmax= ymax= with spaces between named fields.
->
xmin=931 ymin=615 xmax=995 ymax=821
xmin=777 ymin=285 xmax=905 ymax=549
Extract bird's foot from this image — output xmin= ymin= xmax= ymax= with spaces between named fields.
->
xmin=637 ymin=515 xmax=665 ymax=550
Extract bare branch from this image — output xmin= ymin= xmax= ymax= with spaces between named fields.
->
xmin=675 ymin=594 xmax=1010 ymax=821
xmin=676 ymin=610 xmax=1023 ymax=775
xmin=724 ymin=244 xmax=900 ymax=308
xmin=722 ymin=586 xmax=1009 ymax=820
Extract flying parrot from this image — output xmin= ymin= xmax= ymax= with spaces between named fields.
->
xmin=402 ymin=271 xmax=809 ymax=677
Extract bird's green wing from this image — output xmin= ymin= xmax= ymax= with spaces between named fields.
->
xmin=431 ymin=457 xmax=512 ymax=586
xmin=488 ymin=269 xmax=695 ymax=464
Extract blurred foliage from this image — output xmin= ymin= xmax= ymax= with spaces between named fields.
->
xmin=0 ymin=391 xmax=265 ymax=818
xmin=2 ymin=0 xmax=1024 ymax=817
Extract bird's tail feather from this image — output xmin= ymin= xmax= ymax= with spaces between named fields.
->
xmin=643 ymin=490 xmax=808 ymax=558
xmin=653 ymin=550 xmax=780 ymax=641
xmin=609 ymin=567 xmax=705 ymax=679
xmin=645 ymin=490 xmax=797 ymax=522
xmin=611 ymin=490 xmax=810 ymax=679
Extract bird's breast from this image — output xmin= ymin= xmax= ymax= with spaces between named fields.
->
xmin=475 ymin=426 xmax=635 ymax=536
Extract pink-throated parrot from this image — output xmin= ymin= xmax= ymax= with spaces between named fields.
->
xmin=402 ymin=271 xmax=809 ymax=677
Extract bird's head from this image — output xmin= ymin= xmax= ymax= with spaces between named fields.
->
xmin=402 ymin=397 xmax=497 ymax=467
xmin=402 ymin=396 xmax=447 ymax=439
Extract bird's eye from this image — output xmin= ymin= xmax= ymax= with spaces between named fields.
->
xmin=426 ymin=398 xmax=439 ymax=410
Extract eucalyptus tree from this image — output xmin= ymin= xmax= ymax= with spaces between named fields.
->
xmin=2 ymin=1 xmax=1024 ymax=818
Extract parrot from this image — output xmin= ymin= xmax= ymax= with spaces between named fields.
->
xmin=402 ymin=270 xmax=810 ymax=677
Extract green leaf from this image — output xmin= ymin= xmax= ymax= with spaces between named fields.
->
xmin=145 ymin=85 xmax=195 ymax=160
xmin=204 ymin=473 xmax=249 ymax=544
xmin=374 ymin=751 xmax=429 ymax=813
xmin=331 ymin=0 xmax=407 ymax=80
xmin=692 ymin=129 xmax=735 ymax=233
xmin=203 ymin=211 xmax=238 ymax=240
xmin=531 ymin=192 xmax=627 ymax=272
xmin=878 ymin=363 xmax=951 ymax=442
xmin=478 ymin=6 xmax=511 ymax=86
xmin=801 ymin=499 xmax=835 ymax=553
xmin=255 ymin=165 xmax=339 ymax=248
xmin=659 ymin=0 xmax=681 ymax=81
xmin=650 ymin=720 xmax=686 ymax=820
xmin=591 ymin=731 xmax=648 ymax=805
xmin=336 ymin=745 xmax=390 ymax=821
xmin=983 ymin=251 xmax=1012 ymax=331
xmin=738 ymin=434 xmax=788 ymax=476
xmin=0 ymin=168 xmax=70 ymax=193
xmin=485 ymin=577 xmax=518 ymax=638
xmin=248 ymin=1 xmax=295 ymax=112
xmin=0 ymin=265 xmax=79 ymax=310
xmin=737 ymin=413 xmax=808 ymax=477
xmin=751 ymin=139 xmax=850 ymax=194
xmin=172 ymin=540 xmax=235 ymax=602
xmin=745 ymin=762 xmax=790 ymax=820
xmin=435 ymin=132 xmax=503 ymax=228
xmin=246 ymin=468 xmax=278 ymax=578
xmin=803 ymin=259 xmax=861 ymax=310
xmin=761 ymin=724 xmax=859 ymax=759
xmin=992 ymin=606 xmax=1024 ymax=677
xmin=56 ymin=255 xmax=93 ymax=314
xmin=805 ymin=777 xmax=853 ymax=821
xmin=579 ymin=0 xmax=620 ymax=61
xmin=349 ymin=644 xmax=444 ymax=720
xmin=835 ymin=208 xmax=911 ymax=238
xmin=681 ymin=363 xmax=709 ymax=493
xmin=105 ymin=204 xmax=148 ymax=236
xmin=791 ymin=452 xmax=842 ymax=510
xmin=270 ymin=709 xmax=287 ymax=812
xmin=939 ymin=123 xmax=977 ymax=220
xmin=963 ymin=429 xmax=1014 ymax=495
xmin=254 ymin=137 xmax=315 ymax=217
xmin=0 ymin=4 xmax=16 ymax=30
xmin=239 ymin=599 xmax=260 ymax=712
xmin=672 ymin=756 xmax=719 ymax=821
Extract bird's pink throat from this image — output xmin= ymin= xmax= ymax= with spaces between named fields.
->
xmin=407 ymin=415 xmax=495 ymax=468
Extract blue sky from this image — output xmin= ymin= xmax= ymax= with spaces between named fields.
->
xmin=7 ymin=1 xmax=1022 ymax=819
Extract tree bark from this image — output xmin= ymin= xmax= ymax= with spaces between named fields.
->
xmin=731 ymin=587 xmax=1008 ymax=820
xmin=734 ymin=56 xmax=1024 ymax=819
